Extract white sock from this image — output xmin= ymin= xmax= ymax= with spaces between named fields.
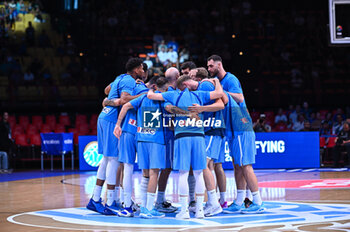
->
xmin=106 ymin=189 xmax=115 ymax=206
xmin=246 ymin=189 xmax=253 ymax=201
xmin=208 ymin=189 xmax=219 ymax=206
xmin=156 ymin=191 xmax=165 ymax=204
xmin=220 ymin=192 xmax=226 ymax=204
xmin=188 ymin=175 xmax=196 ymax=202
xmin=146 ymin=192 xmax=156 ymax=211
xmin=180 ymin=196 xmax=188 ymax=212
xmin=114 ymin=187 xmax=120 ymax=203
xmin=140 ymin=176 xmax=149 ymax=208
xmin=124 ymin=191 xmax=133 ymax=208
xmin=235 ymin=189 xmax=245 ymax=206
xmin=196 ymin=195 xmax=204 ymax=212
xmin=120 ymin=187 xmax=124 ymax=203
xmin=252 ymin=191 xmax=262 ymax=205
xmin=92 ymin=185 xmax=102 ymax=202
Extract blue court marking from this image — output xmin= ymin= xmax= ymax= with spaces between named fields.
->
xmin=263 ymin=218 xmax=305 ymax=223
xmin=204 ymin=214 xmax=294 ymax=224
xmin=314 ymin=211 xmax=350 ymax=215
xmin=35 ymin=210 xmax=202 ymax=226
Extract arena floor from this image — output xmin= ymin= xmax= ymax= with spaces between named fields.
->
xmin=1 ymin=168 xmax=350 ymax=232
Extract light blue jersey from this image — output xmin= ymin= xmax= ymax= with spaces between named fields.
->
xmin=121 ymin=83 xmax=149 ymax=135
xmin=99 ymin=74 xmax=136 ymax=123
xmin=130 ymin=93 xmax=167 ymax=145
xmin=161 ymin=88 xmax=212 ymax=138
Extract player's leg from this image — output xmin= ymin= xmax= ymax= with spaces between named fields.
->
xmin=188 ymin=168 xmax=196 ymax=212
xmin=215 ymin=137 xmax=227 ymax=208
xmin=155 ymin=138 xmax=177 ymax=213
xmin=118 ymin=132 xmax=137 ymax=217
xmin=239 ymin=132 xmax=265 ymax=214
xmin=203 ymin=135 xmax=222 ymax=216
xmin=174 ymin=137 xmax=191 ymax=219
xmin=140 ymin=142 xmax=166 ymax=218
xmin=105 ymin=156 xmax=120 ymax=214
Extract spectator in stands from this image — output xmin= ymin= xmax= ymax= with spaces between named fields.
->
xmin=320 ymin=120 xmax=332 ymax=136
xmin=332 ymin=114 xmax=344 ymax=135
xmin=167 ymin=36 xmax=179 ymax=52
xmin=153 ymin=56 xmax=164 ymax=74
xmin=157 ymin=46 xmax=169 ymax=66
xmin=302 ymin=121 xmax=312 ymax=131
xmin=167 ymin=46 xmax=178 ymax=66
xmin=180 ymin=61 xmax=196 ymax=75
xmin=158 ymin=39 xmax=167 ymax=52
xmin=332 ymin=122 xmax=350 ymax=168
xmin=34 ymin=8 xmax=44 ymax=23
xmin=301 ymin=101 xmax=312 ymax=120
xmin=143 ymin=55 xmax=153 ymax=69
xmin=25 ymin=21 xmax=35 ymax=46
xmin=0 ymin=112 xmax=11 ymax=173
xmin=179 ymin=48 xmax=190 ymax=63
xmin=253 ymin=114 xmax=270 ymax=132
xmin=274 ymin=108 xmax=287 ymax=124
xmin=292 ymin=114 xmax=305 ymax=131
xmin=289 ymin=105 xmax=301 ymax=123
xmin=311 ymin=112 xmax=322 ymax=130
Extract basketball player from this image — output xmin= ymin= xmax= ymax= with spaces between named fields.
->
xmin=176 ymin=73 xmax=225 ymax=216
xmin=207 ymin=55 xmax=264 ymax=213
xmin=180 ymin=61 xmax=196 ymax=75
xmin=86 ymin=58 xmax=145 ymax=215
xmin=147 ymin=77 xmax=224 ymax=219
xmin=114 ymin=77 xmax=170 ymax=218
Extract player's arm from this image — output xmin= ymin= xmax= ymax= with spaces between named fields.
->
xmin=209 ymin=78 xmax=224 ymax=100
xmin=104 ymin=83 xmax=112 ymax=95
xmin=165 ymin=104 xmax=199 ymax=120
xmin=102 ymin=98 xmax=122 ymax=107
xmin=147 ymin=89 xmax=164 ymax=101
xmin=120 ymin=92 xmax=146 ymax=105
xmin=114 ymin=102 xmax=134 ymax=139
xmin=188 ymin=98 xmax=224 ymax=113
xmin=228 ymin=92 xmax=244 ymax=104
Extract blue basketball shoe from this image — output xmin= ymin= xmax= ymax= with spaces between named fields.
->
xmin=241 ymin=202 xmax=266 ymax=214
xmin=118 ymin=206 xmax=134 ymax=217
xmin=106 ymin=200 xmax=123 ymax=215
xmin=86 ymin=198 xmax=115 ymax=215
xmin=223 ymin=202 xmax=244 ymax=214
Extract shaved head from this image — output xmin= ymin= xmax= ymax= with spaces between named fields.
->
xmin=165 ymin=67 xmax=180 ymax=85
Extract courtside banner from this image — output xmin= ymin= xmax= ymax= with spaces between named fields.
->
xmin=79 ymin=135 xmax=100 ymax=171
xmin=222 ymin=132 xmax=320 ymax=169
xmin=41 ymin=133 xmax=74 ymax=155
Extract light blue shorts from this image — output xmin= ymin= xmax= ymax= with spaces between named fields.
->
xmin=173 ymin=136 xmax=206 ymax=171
xmin=118 ymin=131 xmax=136 ymax=164
xmin=137 ymin=142 xmax=166 ymax=170
xmin=214 ymin=136 xmax=227 ymax=164
xmin=165 ymin=138 xmax=174 ymax=169
xmin=205 ymin=135 xmax=223 ymax=160
xmin=231 ymin=131 xmax=256 ymax=166
xmin=97 ymin=118 xmax=119 ymax=157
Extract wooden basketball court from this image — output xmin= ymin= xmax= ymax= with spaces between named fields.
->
xmin=1 ymin=169 xmax=350 ymax=231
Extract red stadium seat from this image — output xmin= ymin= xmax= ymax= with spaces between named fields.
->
xmin=8 ymin=115 xmax=16 ymax=128
xmin=327 ymin=137 xmax=337 ymax=148
xmin=319 ymin=137 xmax=326 ymax=148
xmin=250 ymin=111 xmax=260 ymax=123
xmin=54 ymin=124 xmax=66 ymax=133
xmin=41 ymin=124 xmax=52 ymax=133
xmin=29 ymin=134 xmax=41 ymax=146
xmin=76 ymin=114 xmax=87 ymax=123
xmin=78 ymin=124 xmax=90 ymax=135
xmin=27 ymin=124 xmax=38 ymax=136
xmin=32 ymin=115 xmax=43 ymax=129
xmin=45 ymin=115 xmax=56 ymax=129
xmin=15 ymin=134 xmax=28 ymax=146
xmin=19 ymin=115 xmax=30 ymax=129
xmin=59 ymin=115 xmax=71 ymax=126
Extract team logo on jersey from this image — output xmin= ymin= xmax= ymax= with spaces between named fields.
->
xmin=102 ymin=107 xmax=111 ymax=114
xmin=137 ymin=127 xmax=156 ymax=135
xmin=128 ymin=119 xmax=137 ymax=126
xmin=241 ymin=117 xmax=248 ymax=124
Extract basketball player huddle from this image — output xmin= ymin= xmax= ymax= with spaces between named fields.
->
xmin=86 ymin=55 xmax=266 ymax=219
